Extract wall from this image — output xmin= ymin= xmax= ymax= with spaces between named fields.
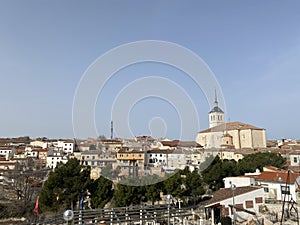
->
xmin=220 ymin=188 xmax=264 ymax=220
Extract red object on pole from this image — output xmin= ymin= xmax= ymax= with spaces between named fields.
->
xmin=33 ymin=196 xmax=39 ymax=213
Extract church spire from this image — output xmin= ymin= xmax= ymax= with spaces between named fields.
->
xmin=214 ymin=89 xmax=218 ymax=107
xmin=209 ymin=89 xmax=224 ymax=128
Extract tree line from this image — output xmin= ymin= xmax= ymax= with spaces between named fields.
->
xmin=0 ymin=151 xmax=286 ymax=219
xmin=38 ymin=152 xmax=285 ymax=212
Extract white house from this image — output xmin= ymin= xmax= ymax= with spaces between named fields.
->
xmin=146 ymin=149 xmax=168 ymax=167
xmin=81 ymin=150 xmax=116 ymax=168
xmin=289 ymin=150 xmax=300 ymax=167
xmin=166 ymin=149 xmax=190 ymax=170
xmin=46 ymin=150 xmax=68 ymax=169
xmin=253 ymin=170 xmax=300 ymax=203
xmin=223 ymin=176 xmax=256 ymax=188
xmin=60 ymin=140 xmax=74 ymax=154
xmin=30 ymin=140 xmax=48 ymax=149
xmin=205 ymin=186 xmax=264 ymax=225
xmin=0 ymin=147 xmax=14 ymax=160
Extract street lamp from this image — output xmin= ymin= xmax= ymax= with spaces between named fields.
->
xmin=63 ymin=209 xmax=74 ymax=225
xmin=230 ymin=183 xmax=236 ymax=225
xmin=167 ymin=194 xmax=173 ymax=225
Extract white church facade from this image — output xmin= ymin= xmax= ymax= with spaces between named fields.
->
xmin=196 ymin=93 xmax=267 ymax=149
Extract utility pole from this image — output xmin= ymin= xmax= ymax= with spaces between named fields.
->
xmin=110 ymin=121 xmax=113 ymax=139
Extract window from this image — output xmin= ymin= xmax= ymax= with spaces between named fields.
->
xmin=245 ymin=200 xmax=253 ymax=208
xmin=281 ymin=186 xmax=290 ymax=195
xmin=255 ymin=197 xmax=263 ymax=203
xmin=223 ymin=207 xmax=229 ymax=216
xmin=235 ymin=204 xmax=243 ymax=212
xmin=139 ymin=154 xmax=142 ymax=157
xmin=263 ymin=187 xmax=269 ymax=193
xmin=294 ymin=157 xmax=297 ymax=163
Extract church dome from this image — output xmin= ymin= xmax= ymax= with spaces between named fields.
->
xmin=209 ymin=106 xmax=224 ymax=113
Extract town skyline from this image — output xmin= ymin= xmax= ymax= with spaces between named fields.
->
xmin=1 ymin=1 xmax=300 ymax=140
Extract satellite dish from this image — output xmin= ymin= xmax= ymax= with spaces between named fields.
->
xmin=63 ymin=209 xmax=74 ymax=221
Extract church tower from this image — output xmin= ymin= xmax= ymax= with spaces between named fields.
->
xmin=209 ymin=90 xmax=224 ymax=128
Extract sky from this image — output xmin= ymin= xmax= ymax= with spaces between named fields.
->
xmin=0 ymin=1 xmax=300 ymax=140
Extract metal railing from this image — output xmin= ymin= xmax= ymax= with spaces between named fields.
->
xmin=29 ymin=204 xmax=196 ymax=225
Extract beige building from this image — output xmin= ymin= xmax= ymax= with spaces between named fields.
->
xmin=196 ymin=94 xmax=266 ymax=149
xmin=197 ymin=121 xmax=267 ymax=149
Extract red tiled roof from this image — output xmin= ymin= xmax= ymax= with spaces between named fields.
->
xmin=0 ymin=161 xmax=16 ymax=165
xmin=101 ymin=139 xmax=123 ymax=143
xmin=199 ymin=122 xmax=264 ymax=133
xmin=255 ymin=171 xmax=299 ymax=183
xmin=147 ymin=149 xmax=173 ymax=154
xmin=289 ymin=150 xmax=300 ymax=155
xmin=16 ymin=148 xmax=25 ymax=153
xmin=263 ymin=166 xmax=279 ymax=172
xmin=38 ymin=149 xmax=49 ymax=152
xmin=205 ymin=186 xmax=262 ymax=207
xmin=161 ymin=140 xmax=180 ymax=147
xmin=177 ymin=141 xmax=202 ymax=148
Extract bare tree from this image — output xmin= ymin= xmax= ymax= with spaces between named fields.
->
xmin=3 ymin=159 xmax=49 ymax=215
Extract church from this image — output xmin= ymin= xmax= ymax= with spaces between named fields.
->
xmin=196 ymin=93 xmax=267 ymax=149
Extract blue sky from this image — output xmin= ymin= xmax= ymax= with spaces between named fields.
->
xmin=0 ymin=1 xmax=299 ymax=140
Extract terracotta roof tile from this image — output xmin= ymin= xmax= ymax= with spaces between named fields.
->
xmin=205 ymin=186 xmax=262 ymax=207
xmin=199 ymin=122 xmax=264 ymax=133
xmin=255 ymin=171 xmax=299 ymax=183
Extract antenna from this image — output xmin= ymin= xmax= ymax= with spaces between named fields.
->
xmin=215 ymin=88 xmax=217 ymax=102
xmin=110 ymin=121 xmax=113 ymax=139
